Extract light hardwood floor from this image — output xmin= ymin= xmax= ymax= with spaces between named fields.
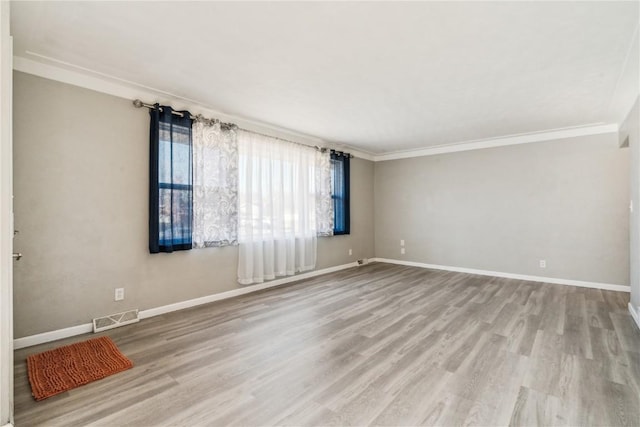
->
xmin=13 ymin=263 xmax=640 ymax=426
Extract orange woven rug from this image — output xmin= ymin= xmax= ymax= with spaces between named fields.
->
xmin=27 ymin=336 xmax=133 ymax=401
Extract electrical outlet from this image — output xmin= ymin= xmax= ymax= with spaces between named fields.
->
xmin=114 ymin=288 xmax=125 ymax=301
xmin=348 ymin=248 xmax=352 ymax=256
xmin=401 ymin=248 xmax=406 ymax=255
xmin=539 ymin=260 xmax=546 ymax=269
xmin=400 ymin=239 xmax=405 ymax=246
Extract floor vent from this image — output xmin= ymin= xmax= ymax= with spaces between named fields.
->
xmin=357 ymin=258 xmax=369 ymax=265
xmin=93 ymin=309 xmax=139 ymax=333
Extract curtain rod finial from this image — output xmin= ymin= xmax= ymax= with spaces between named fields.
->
xmin=132 ymin=99 xmax=144 ymax=108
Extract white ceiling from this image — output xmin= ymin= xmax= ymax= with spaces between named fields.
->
xmin=10 ymin=1 xmax=640 ymax=155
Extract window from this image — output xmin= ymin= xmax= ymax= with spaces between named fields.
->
xmin=331 ymin=151 xmax=350 ymax=235
xmin=147 ymin=103 xmax=348 ymax=257
xmin=149 ymin=105 xmax=193 ymax=253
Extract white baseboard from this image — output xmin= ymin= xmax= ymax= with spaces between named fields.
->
xmin=13 ymin=261 xmax=360 ymax=350
xmin=370 ymin=258 xmax=630 ymax=293
xmin=13 ymin=323 xmax=93 ymax=350
xmin=139 ymin=261 xmax=359 ymax=319
xmin=629 ymin=303 xmax=640 ymax=330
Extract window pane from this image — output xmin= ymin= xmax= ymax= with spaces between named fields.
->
xmin=334 ymin=197 xmax=344 ymax=232
xmin=332 ymin=158 xmax=345 ymax=233
xmin=158 ymin=187 xmax=172 ymax=245
xmin=171 ymin=137 xmax=191 ymax=185
xmin=159 ymin=188 xmax=192 ymax=246
xmin=159 ymin=123 xmax=191 ymax=186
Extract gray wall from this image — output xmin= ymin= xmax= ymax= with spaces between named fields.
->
xmin=374 ymin=134 xmax=630 ymax=285
xmin=12 ymin=72 xmax=375 ymax=338
xmin=623 ymin=98 xmax=640 ymax=308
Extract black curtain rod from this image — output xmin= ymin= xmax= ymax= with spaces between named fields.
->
xmin=132 ymin=99 xmax=234 ymax=127
xmin=132 ymin=99 xmax=353 ymax=157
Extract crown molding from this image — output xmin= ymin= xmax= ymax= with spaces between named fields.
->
xmin=373 ymin=123 xmax=619 ymax=162
xmin=13 ymin=55 xmax=375 ymax=161
xmin=13 ymin=55 xmax=619 ymax=163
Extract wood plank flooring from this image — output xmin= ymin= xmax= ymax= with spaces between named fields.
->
xmin=13 ymin=263 xmax=640 ymax=426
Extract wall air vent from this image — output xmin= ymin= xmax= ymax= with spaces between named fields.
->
xmin=92 ymin=309 xmax=139 ymax=333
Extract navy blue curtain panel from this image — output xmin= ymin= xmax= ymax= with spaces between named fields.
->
xmin=331 ymin=150 xmax=350 ymax=235
xmin=149 ymin=104 xmax=194 ymax=253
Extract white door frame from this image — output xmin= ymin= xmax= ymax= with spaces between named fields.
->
xmin=0 ymin=1 xmax=13 ymax=426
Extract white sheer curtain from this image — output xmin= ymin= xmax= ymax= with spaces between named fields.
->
xmin=237 ymin=130 xmax=332 ymax=285
xmin=192 ymin=120 xmax=238 ymax=248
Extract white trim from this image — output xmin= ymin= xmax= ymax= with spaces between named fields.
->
xmin=12 ymin=55 xmax=375 ymax=161
xmin=139 ymin=261 xmax=358 ymax=319
xmin=370 ymin=258 xmax=630 ymax=293
xmin=629 ymin=303 xmax=640 ymax=330
xmin=0 ymin=3 xmax=13 ymax=423
xmin=2 ymin=423 xmax=13 ymax=427
xmin=13 ymin=261 xmax=359 ymax=350
xmin=13 ymin=323 xmax=93 ymax=350
xmin=12 ymin=55 xmax=621 ymax=163
xmin=373 ymin=123 xmax=619 ymax=161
